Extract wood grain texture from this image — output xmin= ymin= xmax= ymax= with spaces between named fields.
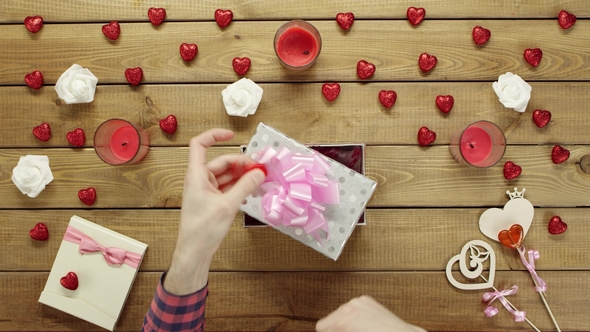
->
xmin=2 ymin=0 xmax=589 ymax=22
xmin=1 ymin=82 xmax=589 ymax=147
xmin=0 ymin=271 xmax=588 ymax=331
xmin=2 ymin=20 xmax=590 ymax=84
xmin=1 ymin=208 xmax=587 ymax=272
xmin=1 ymin=146 xmax=589 ymax=209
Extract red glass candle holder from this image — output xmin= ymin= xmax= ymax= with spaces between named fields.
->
xmin=94 ymin=119 xmax=149 ymax=165
xmin=449 ymin=121 xmax=506 ymax=168
xmin=274 ymin=20 xmax=322 ymax=70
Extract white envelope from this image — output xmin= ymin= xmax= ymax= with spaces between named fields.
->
xmin=39 ymin=215 xmax=148 ymax=331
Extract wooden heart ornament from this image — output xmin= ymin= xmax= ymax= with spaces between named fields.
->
xmin=446 ymin=240 xmax=496 ymax=290
xmin=479 ymin=192 xmax=534 ymax=243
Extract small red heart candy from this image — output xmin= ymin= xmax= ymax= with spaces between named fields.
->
xmin=24 ymin=15 xmax=43 ymax=33
xmin=407 ymin=7 xmax=425 ymax=26
xmin=148 ymin=7 xmax=166 ymax=26
xmin=378 ymin=90 xmax=397 ymax=108
xmin=551 ymin=145 xmax=570 ymax=164
xmin=503 ymin=161 xmax=522 ymax=180
xmin=472 ymin=25 xmax=491 ymax=45
xmin=336 ymin=12 xmax=355 ymax=30
xmin=25 ymin=70 xmax=43 ymax=89
xmin=417 ymin=126 xmax=436 ymax=147
xmin=558 ymin=10 xmax=576 ymax=29
xmin=125 ymin=67 xmax=143 ymax=86
xmin=33 ymin=122 xmax=51 ymax=141
xmin=498 ymin=224 xmax=524 ymax=249
xmin=29 ymin=222 xmax=49 ymax=241
xmin=245 ymin=163 xmax=268 ymax=177
xmin=532 ymin=109 xmax=551 ymax=128
xmin=159 ymin=114 xmax=178 ymax=134
xmin=102 ymin=21 xmax=120 ymax=40
xmin=232 ymin=57 xmax=251 ymax=75
xmin=548 ymin=216 xmax=567 ymax=235
xmin=60 ymin=272 xmax=79 ymax=290
xmin=215 ymin=9 xmax=233 ymax=28
xmin=419 ymin=53 xmax=437 ymax=73
xmin=322 ymin=83 xmax=341 ymax=102
xmin=524 ymin=48 xmax=543 ymax=67
xmin=78 ymin=187 xmax=97 ymax=206
xmin=180 ymin=43 xmax=198 ymax=61
xmin=435 ymin=95 xmax=454 ymax=114
xmin=357 ymin=60 xmax=375 ymax=79
xmin=66 ymin=128 xmax=85 ymax=147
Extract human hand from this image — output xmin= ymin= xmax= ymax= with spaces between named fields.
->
xmin=164 ymin=128 xmax=265 ymax=295
xmin=316 ymin=295 xmax=426 ymax=332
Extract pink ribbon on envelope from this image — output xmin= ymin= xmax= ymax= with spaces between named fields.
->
xmin=253 ymin=146 xmax=340 ymax=244
xmin=63 ymin=226 xmax=142 ymax=269
xmin=519 ymin=246 xmax=547 ymax=293
xmin=483 ymin=285 xmax=526 ymax=322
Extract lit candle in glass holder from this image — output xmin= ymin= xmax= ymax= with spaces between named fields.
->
xmin=449 ymin=121 xmax=506 ymax=168
xmin=94 ymin=119 xmax=149 ymax=165
xmin=274 ymin=20 xmax=322 ymax=70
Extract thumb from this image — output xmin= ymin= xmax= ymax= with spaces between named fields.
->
xmin=225 ymin=169 xmax=265 ymax=207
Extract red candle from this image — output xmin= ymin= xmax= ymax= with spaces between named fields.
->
xmin=94 ymin=119 xmax=149 ymax=165
xmin=450 ymin=121 xmax=506 ymax=167
xmin=274 ymin=20 xmax=321 ymax=70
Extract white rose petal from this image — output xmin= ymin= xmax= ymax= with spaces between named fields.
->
xmin=11 ymin=155 xmax=54 ymax=198
xmin=221 ymin=78 xmax=263 ymax=117
xmin=492 ymin=72 xmax=532 ymax=113
xmin=55 ymin=64 xmax=98 ymax=104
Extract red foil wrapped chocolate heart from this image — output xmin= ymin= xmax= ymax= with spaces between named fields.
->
xmin=524 ymin=48 xmax=543 ymax=67
xmin=419 ymin=53 xmax=437 ymax=73
xmin=322 ymin=83 xmax=341 ymax=102
xmin=378 ymin=90 xmax=397 ymax=108
xmin=336 ymin=12 xmax=355 ymax=30
xmin=102 ymin=21 xmax=120 ymax=40
xmin=551 ymin=145 xmax=570 ymax=164
xmin=548 ymin=216 xmax=567 ymax=234
xmin=25 ymin=70 xmax=43 ymax=89
xmin=24 ymin=15 xmax=43 ymax=33
xmin=180 ymin=43 xmax=198 ymax=61
xmin=417 ymin=126 xmax=436 ymax=147
xmin=215 ymin=9 xmax=233 ymax=28
xmin=356 ymin=60 xmax=375 ymax=79
xmin=60 ymin=272 xmax=79 ymax=290
xmin=503 ymin=161 xmax=522 ymax=180
xmin=29 ymin=223 xmax=49 ymax=241
xmin=78 ymin=187 xmax=97 ymax=206
xmin=66 ymin=128 xmax=85 ymax=147
xmin=159 ymin=115 xmax=178 ymax=134
xmin=532 ymin=110 xmax=551 ymax=128
xmin=472 ymin=25 xmax=491 ymax=45
xmin=148 ymin=7 xmax=166 ymax=26
xmin=125 ymin=67 xmax=143 ymax=86
xmin=232 ymin=57 xmax=251 ymax=75
xmin=33 ymin=122 xmax=51 ymax=141
xmin=435 ymin=95 xmax=454 ymax=114
xmin=558 ymin=10 xmax=576 ymax=29
xmin=407 ymin=7 xmax=425 ymax=26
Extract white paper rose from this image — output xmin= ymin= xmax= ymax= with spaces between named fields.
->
xmin=492 ymin=72 xmax=532 ymax=113
xmin=54 ymin=64 xmax=98 ymax=104
xmin=221 ymin=78 xmax=263 ymax=117
xmin=12 ymin=155 xmax=54 ymax=198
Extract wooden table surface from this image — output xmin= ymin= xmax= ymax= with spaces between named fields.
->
xmin=1 ymin=1 xmax=589 ymax=331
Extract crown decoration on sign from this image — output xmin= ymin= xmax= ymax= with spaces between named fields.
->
xmin=506 ymin=187 xmax=526 ymax=200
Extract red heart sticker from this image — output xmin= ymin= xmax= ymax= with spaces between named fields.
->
xmin=378 ymin=90 xmax=397 ymax=108
xmin=60 ymin=272 xmax=79 ymax=290
xmin=435 ymin=95 xmax=454 ymax=114
xmin=472 ymin=25 xmax=491 ymax=45
xmin=407 ymin=7 xmax=425 ymax=26
xmin=66 ymin=128 xmax=85 ymax=147
xmin=503 ymin=161 xmax=522 ymax=180
xmin=558 ymin=10 xmax=576 ymax=29
xmin=532 ymin=109 xmax=551 ymax=128
xmin=524 ymin=48 xmax=543 ymax=67
xmin=125 ymin=67 xmax=143 ymax=86
xmin=33 ymin=122 xmax=51 ymax=141
xmin=336 ymin=12 xmax=355 ymax=30
xmin=78 ymin=187 xmax=97 ymax=206
xmin=180 ymin=43 xmax=198 ymax=61
xmin=159 ymin=115 xmax=178 ymax=134
xmin=551 ymin=145 xmax=570 ymax=164
xmin=417 ymin=126 xmax=436 ymax=147
xmin=498 ymin=224 xmax=524 ymax=250
xmin=419 ymin=53 xmax=437 ymax=73
xmin=356 ymin=60 xmax=375 ymax=79
xmin=29 ymin=223 xmax=49 ymax=241
xmin=148 ymin=7 xmax=166 ymax=26
xmin=322 ymin=83 xmax=341 ymax=102
xmin=24 ymin=15 xmax=43 ymax=33
xmin=548 ymin=216 xmax=567 ymax=234
xmin=232 ymin=57 xmax=251 ymax=75
xmin=102 ymin=21 xmax=120 ymax=40
xmin=25 ymin=70 xmax=43 ymax=90
xmin=215 ymin=9 xmax=233 ymax=28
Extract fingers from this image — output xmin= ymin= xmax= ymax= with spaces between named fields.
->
xmin=207 ymin=154 xmax=255 ymax=176
xmin=188 ymin=129 xmax=234 ymax=167
xmin=224 ymin=169 xmax=265 ymax=208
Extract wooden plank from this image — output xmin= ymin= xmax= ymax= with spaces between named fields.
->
xmin=2 ymin=20 xmax=590 ymax=84
xmin=1 ymin=82 xmax=588 ymax=147
xmin=0 ymin=271 xmax=587 ymax=331
xmin=1 ymin=0 xmax=589 ymax=22
xmin=1 ymin=208 xmax=588 ymax=272
xmin=1 ymin=146 xmax=589 ymax=209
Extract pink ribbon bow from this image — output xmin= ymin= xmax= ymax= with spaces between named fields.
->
xmin=63 ymin=226 xmax=142 ymax=269
xmin=483 ymin=286 xmax=526 ymax=322
xmin=254 ymin=146 xmax=340 ymax=244
xmin=519 ymin=246 xmax=547 ymax=293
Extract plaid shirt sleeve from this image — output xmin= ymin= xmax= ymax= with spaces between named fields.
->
xmin=141 ymin=272 xmax=208 ymax=332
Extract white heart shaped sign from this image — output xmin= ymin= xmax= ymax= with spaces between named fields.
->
xmin=479 ymin=198 xmax=534 ymax=243
xmin=446 ymin=240 xmax=496 ymax=290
